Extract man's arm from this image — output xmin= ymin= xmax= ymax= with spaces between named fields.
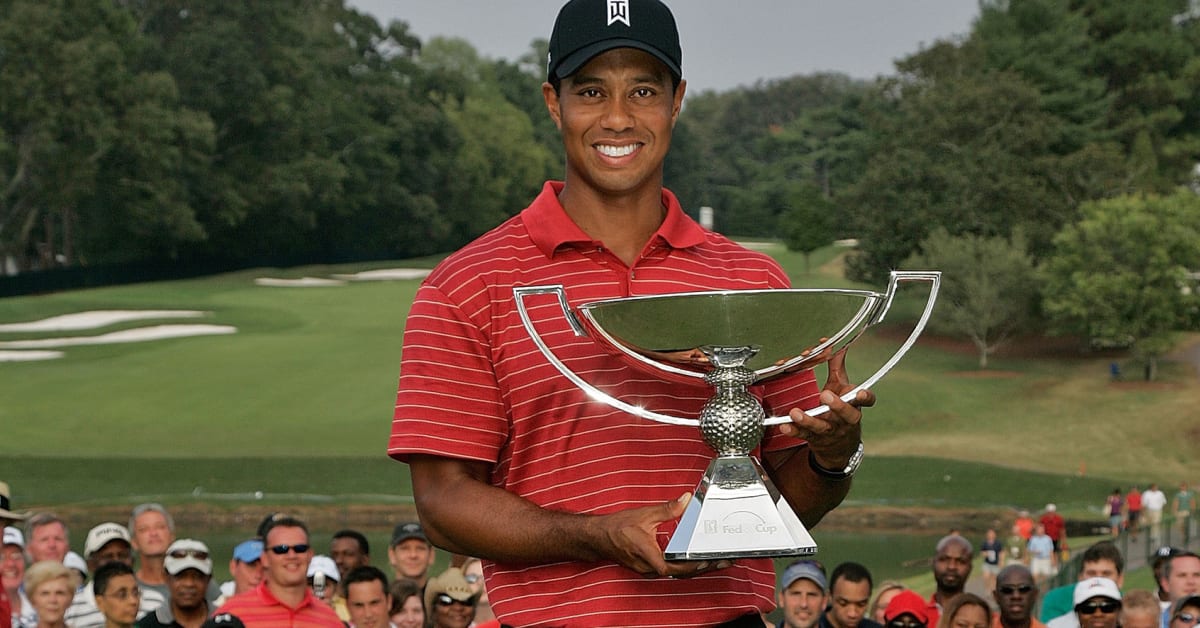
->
xmin=409 ymin=454 xmax=727 ymax=578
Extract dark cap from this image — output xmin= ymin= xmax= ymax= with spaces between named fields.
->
xmin=202 ymin=613 xmax=245 ymax=628
xmin=391 ymin=522 xmax=428 ymax=546
xmin=548 ymin=0 xmax=682 ymax=81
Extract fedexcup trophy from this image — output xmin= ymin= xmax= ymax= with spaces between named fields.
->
xmin=514 ymin=270 xmax=940 ymax=560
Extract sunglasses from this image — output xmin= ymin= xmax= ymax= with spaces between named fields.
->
xmin=268 ymin=544 xmax=310 ymax=555
xmin=1175 ymin=613 xmax=1199 ymax=627
xmin=998 ymin=585 xmax=1034 ymax=595
xmin=888 ymin=620 xmax=925 ymax=628
xmin=168 ymin=549 xmax=209 ymax=560
xmin=463 ymin=573 xmax=481 ymax=585
xmin=1076 ymin=601 xmax=1120 ymax=615
xmin=435 ymin=593 xmax=474 ymax=607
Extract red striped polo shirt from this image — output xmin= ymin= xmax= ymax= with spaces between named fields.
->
xmin=389 ymin=181 xmax=821 ymax=627
xmin=214 ymin=582 xmax=342 ymax=628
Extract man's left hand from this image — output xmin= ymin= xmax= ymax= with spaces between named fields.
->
xmin=779 ymin=349 xmax=874 ymax=469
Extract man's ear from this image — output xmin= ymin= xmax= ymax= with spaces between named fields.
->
xmin=543 ymin=82 xmax=563 ymax=131
xmin=671 ymin=79 xmax=687 ymax=126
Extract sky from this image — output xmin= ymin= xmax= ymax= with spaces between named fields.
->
xmin=347 ymin=1 xmax=982 ymax=95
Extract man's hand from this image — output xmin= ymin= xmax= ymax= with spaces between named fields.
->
xmin=588 ymin=493 xmax=731 ymax=578
xmin=779 ymin=349 xmax=874 ymax=469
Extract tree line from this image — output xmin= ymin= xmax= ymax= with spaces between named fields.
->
xmin=2 ymin=0 xmax=1199 ymax=374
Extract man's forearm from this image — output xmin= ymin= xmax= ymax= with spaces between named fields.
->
xmin=762 ymin=445 xmax=852 ymax=528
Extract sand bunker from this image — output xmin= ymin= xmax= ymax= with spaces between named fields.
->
xmin=0 ymin=350 xmax=64 ymax=362
xmin=0 ymin=310 xmax=206 ymax=332
xmin=332 ymin=268 xmax=431 ymax=281
xmin=0 ymin=324 xmax=237 ymax=349
xmin=255 ymin=277 xmax=347 ymax=287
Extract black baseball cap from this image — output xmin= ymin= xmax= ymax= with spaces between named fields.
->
xmin=548 ymin=0 xmax=682 ymax=82
xmin=391 ymin=521 xmax=428 ymax=546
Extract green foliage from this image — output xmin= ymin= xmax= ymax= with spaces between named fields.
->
xmin=1041 ymin=189 xmax=1200 ymax=378
xmin=904 ymin=228 xmax=1037 ymax=368
xmin=777 ymin=185 xmax=836 ymax=272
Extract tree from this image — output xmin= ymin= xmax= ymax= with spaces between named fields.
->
xmin=903 ymin=228 xmax=1037 ymax=368
xmin=777 ymin=184 xmax=836 ymax=273
xmin=1041 ymin=189 xmax=1200 ymax=380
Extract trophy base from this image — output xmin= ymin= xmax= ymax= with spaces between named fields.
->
xmin=664 ymin=455 xmax=818 ymax=561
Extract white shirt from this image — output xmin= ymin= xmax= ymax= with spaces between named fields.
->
xmin=1142 ymin=489 xmax=1168 ymax=511
xmin=63 ymin=581 xmax=165 ymax=628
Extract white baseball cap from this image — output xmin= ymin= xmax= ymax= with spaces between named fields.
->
xmin=164 ymin=539 xmax=213 ymax=576
xmin=2 ymin=526 xmax=23 ymax=549
xmin=306 ymin=555 xmax=339 ymax=581
xmin=1074 ymin=577 xmax=1122 ymax=605
xmin=84 ymin=523 xmax=131 ymax=559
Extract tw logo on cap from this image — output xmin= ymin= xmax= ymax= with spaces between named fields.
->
xmin=607 ymin=0 xmax=630 ymax=26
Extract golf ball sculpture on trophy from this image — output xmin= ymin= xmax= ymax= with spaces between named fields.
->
xmin=514 ymin=270 xmax=940 ymax=561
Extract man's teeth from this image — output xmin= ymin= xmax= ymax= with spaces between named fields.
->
xmin=597 ymin=144 xmax=637 ymax=157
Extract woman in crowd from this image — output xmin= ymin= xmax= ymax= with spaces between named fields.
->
xmin=937 ymin=594 xmax=992 ymax=628
xmin=871 ymin=582 xmax=906 ymax=626
xmin=21 ymin=561 xmax=75 ymax=628
xmin=388 ymin=578 xmax=423 ymax=628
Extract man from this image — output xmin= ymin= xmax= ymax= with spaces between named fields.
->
xmin=1 ymin=482 xmax=29 ymax=628
xmin=1003 ymin=524 xmax=1027 ymax=567
xmin=342 ymin=567 xmax=391 ymax=628
xmin=1039 ymin=505 xmax=1067 ymax=565
xmin=128 ymin=505 xmax=175 ymax=602
xmin=1015 ymin=512 xmax=1034 ymax=541
xmin=1159 ymin=551 xmax=1200 ymax=628
xmin=93 ymin=563 xmax=141 ymax=628
xmin=1169 ymin=596 xmax=1200 ymax=628
xmin=1126 ymin=487 xmax=1143 ymax=541
xmin=776 ymin=561 xmax=828 ymax=628
xmin=386 ymin=523 xmax=434 ymax=588
xmin=387 ymin=1 xmax=872 ymax=624
xmin=213 ymin=541 xmax=262 ymax=608
xmin=24 ymin=514 xmax=69 ymax=564
xmin=214 ymin=515 xmax=341 ymax=628
xmin=928 ymin=535 xmax=973 ymax=626
xmin=1143 ymin=485 xmax=1169 ymax=544
xmin=1173 ymin=483 xmax=1195 ymax=530
xmin=823 ymin=562 xmax=880 ymax=628
xmin=3 ymin=527 xmax=32 ymax=628
xmin=981 ymin=529 xmax=1003 ymax=593
xmin=1027 ymin=525 xmax=1056 ymax=585
xmin=136 ymin=539 xmax=212 ymax=628
xmin=65 ymin=523 xmax=165 ymax=628
xmin=1042 ymin=541 xmax=1125 ymax=628
xmin=305 ymin=555 xmax=347 ymax=621
xmin=1072 ymin=578 xmax=1121 ymax=628
xmin=993 ymin=565 xmax=1045 ymax=628
xmin=330 ymin=531 xmax=370 ymax=582
xmin=1121 ymin=590 xmax=1163 ymax=628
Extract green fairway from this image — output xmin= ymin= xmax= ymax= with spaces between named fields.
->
xmin=2 ymin=245 xmax=1196 ymax=509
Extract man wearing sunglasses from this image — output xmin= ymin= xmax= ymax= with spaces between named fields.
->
xmin=993 ymin=565 xmax=1044 ymax=628
xmin=1043 ymin=541 xmax=1125 ymax=628
xmin=213 ymin=516 xmax=341 ymax=628
xmin=1171 ymin=596 xmax=1200 ymax=628
xmin=1072 ymin=578 xmax=1121 ymax=628
xmin=136 ymin=540 xmax=212 ymax=628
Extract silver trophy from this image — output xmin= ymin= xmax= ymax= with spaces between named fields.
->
xmin=514 ymin=271 xmax=940 ymax=560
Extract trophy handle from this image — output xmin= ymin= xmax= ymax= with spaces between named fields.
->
xmin=514 ymin=285 xmax=702 ymax=427
xmin=762 ymin=270 xmax=940 ymax=425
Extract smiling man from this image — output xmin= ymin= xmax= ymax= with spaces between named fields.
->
xmin=387 ymin=0 xmax=872 ymax=625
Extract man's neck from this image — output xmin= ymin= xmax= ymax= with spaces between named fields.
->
xmin=557 ymin=180 xmax=667 ymax=267
xmin=267 ymin=581 xmax=308 ymax=609
xmin=137 ymin=557 xmax=166 ymax=585
xmin=1002 ymin=617 xmax=1033 ymax=628
xmin=935 ymin=588 xmax=963 ymax=606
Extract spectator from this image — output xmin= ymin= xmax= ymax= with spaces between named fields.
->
xmin=65 ymin=523 xmax=165 ymax=628
xmin=1042 ymin=541 xmax=1124 ymax=628
xmin=870 ymin=583 xmax=906 ymax=626
xmin=1003 ymin=525 xmax=1027 ymax=567
xmin=1104 ymin=491 xmax=1124 ymax=538
xmin=1169 ymin=596 xmax=1200 ymax=628
xmin=1119 ymin=590 xmax=1161 ymax=628
xmin=460 ymin=558 xmax=493 ymax=625
xmin=981 ymin=529 xmax=1003 ymax=593
xmin=885 ymin=591 xmax=932 ymax=628
xmin=825 ymin=562 xmax=881 ymax=628
xmin=929 ymin=535 xmax=974 ymax=626
xmin=938 ymin=593 xmax=991 ymax=628
xmin=1 ymin=483 xmax=29 ymax=628
xmin=62 ymin=555 xmax=86 ymax=591
xmin=214 ymin=515 xmax=341 ymax=628
xmin=387 ymin=579 xmax=423 ymax=628
xmin=128 ymin=506 xmax=174 ymax=603
xmin=304 ymin=556 xmax=346 ymax=620
xmin=1039 ymin=505 xmax=1067 ymax=566
xmin=1142 ymin=485 xmax=1168 ymax=545
xmin=213 ymin=542 xmax=261 ymax=608
xmin=1027 ymin=525 xmax=1056 ymax=586
xmin=1173 ymin=484 xmax=1195 ymax=531
xmin=1126 ymin=487 xmax=1143 ymax=541
xmin=422 ymin=569 xmax=476 ymax=628
xmin=385 ymin=524 xmax=433 ymax=590
xmin=1159 ymin=551 xmax=1200 ymax=628
xmin=329 ymin=531 xmax=369 ymax=582
xmin=23 ymin=516 xmax=68 ymax=565
xmin=342 ymin=567 xmax=390 ymax=628
xmin=136 ymin=540 xmax=212 ymax=628
xmin=4 ymin=528 xmax=30 ymax=628
xmin=993 ymin=565 xmax=1044 ymax=628
xmin=1015 ymin=512 xmax=1035 ymax=541
xmin=1071 ymin=578 xmax=1121 ymax=628
xmin=0 ymin=485 xmax=28 ymax=526
xmin=23 ymin=561 xmax=75 ymax=628
xmin=775 ymin=560 xmax=828 ymax=628
xmin=92 ymin=563 xmax=140 ymax=628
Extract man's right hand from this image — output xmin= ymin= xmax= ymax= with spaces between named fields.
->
xmin=587 ymin=493 xmax=732 ymax=578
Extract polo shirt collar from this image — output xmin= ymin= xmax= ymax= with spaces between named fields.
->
xmin=255 ymin=581 xmax=320 ymax=611
xmin=524 ymin=181 xmax=707 ymax=258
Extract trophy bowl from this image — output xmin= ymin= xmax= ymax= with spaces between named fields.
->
xmin=514 ymin=271 xmax=940 ymax=560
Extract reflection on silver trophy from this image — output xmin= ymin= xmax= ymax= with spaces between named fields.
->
xmin=514 ymin=270 xmax=940 ymax=560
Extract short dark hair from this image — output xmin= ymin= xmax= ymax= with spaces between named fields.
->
xmin=259 ymin=515 xmax=308 ymax=544
xmin=389 ymin=578 xmax=422 ymax=616
xmin=1082 ymin=541 xmax=1124 ymax=574
xmin=93 ymin=561 xmax=135 ymax=596
xmin=332 ymin=529 xmax=370 ymax=556
xmin=343 ymin=566 xmax=389 ymax=599
xmin=830 ymin=561 xmax=873 ymax=591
